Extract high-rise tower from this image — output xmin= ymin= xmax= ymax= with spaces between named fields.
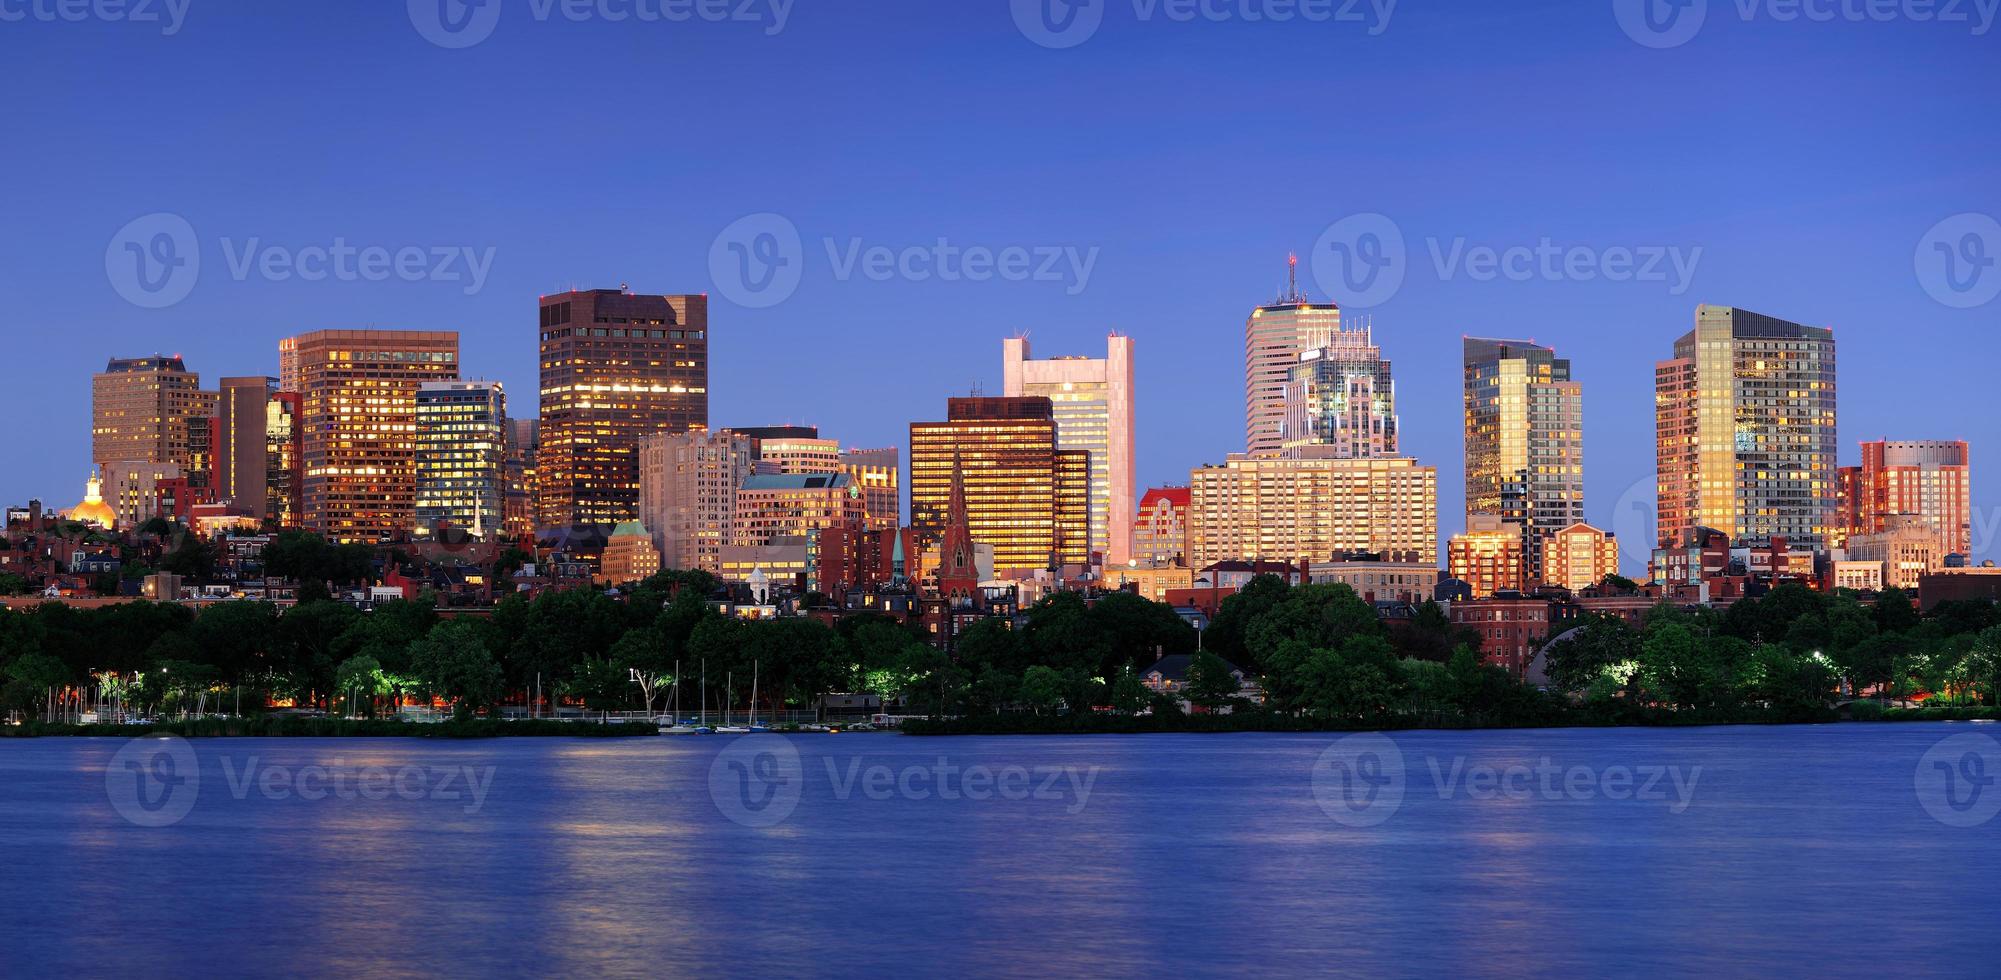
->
xmin=1002 ymin=334 xmax=1135 ymax=565
xmin=1245 ymin=256 xmax=1340 ymax=457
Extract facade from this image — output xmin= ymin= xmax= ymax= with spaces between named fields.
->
xmin=264 ymin=391 xmax=303 ymax=529
xmin=1839 ymin=440 xmax=1971 ymax=557
xmin=909 ymin=397 xmax=1092 ymax=576
xmin=1002 ymin=334 xmax=1137 ymax=565
xmin=1541 ymin=522 xmax=1620 ymax=592
xmin=1283 ymin=325 xmax=1396 ymax=458
xmin=840 ymin=448 xmax=901 ymax=532
xmin=414 ymin=381 xmax=507 ymax=539
xmin=1451 ymin=597 xmax=1552 ymax=680
xmin=502 ymin=418 xmax=538 ymax=541
xmin=599 ymin=520 xmax=662 ymax=585
xmin=718 ymin=535 xmax=816 ymax=589
xmin=1245 ymin=265 xmax=1341 ymax=456
xmin=537 ymin=289 xmax=709 ymax=529
xmin=730 ymin=473 xmax=866 ymax=547
xmin=1133 ymin=486 xmax=1191 ymax=564
xmin=92 ymin=356 xmax=212 ymax=471
xmin=280 ymin=330 xmax=461 ymax=543
xmin=1655 ymin=306 xmax=1837 ymax=550
xmin=1310 ymin=553 xmax=1437 ymax=604
xmin=1449 ymin=513 xmax=1527 ymax=598
xmin=752 ymin=434 xmax=842 ymax=475
xmin=1847 ymin=515 xmax=1947 ymax=591
xmin=1463 ymin=338 xmax=1584 ymax=577
xmin=637 ymin=427 xmax=755 ymax=574
xmin=99 ymin=460 xmax=182 ymax=527
xmin=212 ymin=377 xmax=276 ymax=521
xmin=1187 ymin=451 xmax=1437 ymax=567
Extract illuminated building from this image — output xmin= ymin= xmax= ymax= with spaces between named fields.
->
xmin=1187 ymin=451 xmax=1437 ymax=567
xmin=719 ymin=535 xmax=816 ymax=589
xmin=909 ymin=397 xmax=1091 ymax=576
xmin=1541 ymin=522 xmax=1620 ymax=592
xmin=414 ymin=381 xmax=507 ymax=539
xmin=65 ymin=471 xmax=118 ymax=529
xmin=265 ymin=392 xmax=302 ymax=529
xmin=213 ymin=377 xmax=278 ymax=521
xmin=1133 ymin=486 xmax=1190 ymax=564
xmin=840 ymin=447 xmax=901 ymax=532
xmin=599 ymin=520 xmax=662 ymax=585
xmin=92 ymin=356 xmax=214 ymax=472
xmin=1245 ymin=258 xmax=1341 ymax=456
xmin=1848 ymin=515 xmax=1946 ymax=591
xmin=1656 ymin=306 xmax=1836 ymax=550
xmin=730 ymin=473 xmax=866 ymax=547
xmin=1463 ymin=338 xmax=1583 ymax=578
xmin=503 ymin=418 xmax=538 ymax=541
xmin=1310 ymin=552 xmax=1438 ymax=604
xmin=536 ymin=289 xmax=709 ymax=530
xmin=99 ymin=460 xmax=182 ymax=527
xmin=1283 ymin=324 xmax=1396 ymax=458
xmin=1003 ymin=334 xmax=1136 ymax=565
xmin=1839 ymin=440 xmax=1971 ymax=557
xmin=749 ymin=432 xmax=842 ymax=474
xmin=1104 ymin=561 xmax=1195 ymax=602
xmin=280 ymin=329 xmax=461 ymax=543
xmin=638 ymin=427 xmax=755 ymax=574
xmin=1449 ymin=513 xmax=1527 ymax=597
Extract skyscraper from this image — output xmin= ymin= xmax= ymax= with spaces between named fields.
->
xmin=1840 ymin=440 xmax=1971 ymax=557
xmin=213 ymin=376 xmax=276 ymax=519
xmin=414 ymin=381 xmax=507 ymax=539
xmin=92 ymin=356 xmax=213 ymax=471
xmin=909 ymin=397 xmax=1091 ymax=575
xmin=1283 ymin=324 xmax=1396 ymax=458
xmin=1187 ymin=451 xmax=1438 ymax=567
xmin=839 ymin=447 xmax=901 ymax=532
xmin=1655 ymin=306 xmax=1837 ymax=550
xmin=1002 ymin=334 xmax=1136 ymax=565
xmin=281 ymin=329 xmax=461 ymax=543
xmin=502 ymin=418 xmax=538 ymax=541
xmin=1463 ymin=338 xmax=1584 ymax=578
xmin=1245 ymin=258 xmax=1340 ymax=456
xmin=637 ymin=427 xmax=755 ymax=575
xmin=265 ymin=391 xmax=302 ymax=529
xmin=537 ymin=289 xmax=709 ymax=530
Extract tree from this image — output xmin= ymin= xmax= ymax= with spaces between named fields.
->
xmin=1875 ymin=588 xmax=1920 ymax=635
xmin=609 ymin=629 xmax=672 ymax=716
xmin=409 ymin=620 xmax=504 ymax=720
xmin=1109 ymin=665 xmax=1148 ymax=716
xmin=333 ymin=655 xmax=389 ymax=718
xmin=564 ymin=657 xmax=634 ymax=719
xmin=1018 ymin=666 xmax=1065 ymax=716
xmin=1243 ymin=583 xmax=1383 ymax=659
xmin=1542 ymin=616 xmax=1641 ymax=697
xmin=1204 ymin=574 xmax=1291 ymax=672
xmin=1185 ymin=650 xmax=1241 ymax=709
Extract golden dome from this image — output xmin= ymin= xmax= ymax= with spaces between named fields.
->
xmin=68 ymin=473 xmax=118 ymax=529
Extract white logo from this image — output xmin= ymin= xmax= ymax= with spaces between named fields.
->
xmin=105 ymin=736 xmax=201 ymax=828
xmin=1915 ymin=213 xmax=2001 ymax=309
xmin=709 ymin=734 xmax=803 ymax=828
xmin=1915 ymin=732 xmax=2001 ymax=828
xmin=710 ymin=213 xmax=804 ymax=309
xmin=1608 ymin=477 xmax=1658 ymax=569
xmin=1012 ymin=0 xmax=1105 ymax=49
xmin=1613 ymin=0 xmax=1708 ymax=48
xmin=1312 ymin=213 xmax=1406 ymax=308
xmin=106 ymin=213 xmax=200 ymax=309
xmin=409 ymin=0 xmax=503 ymax=49
xmin=1311 ymin=733 xmax=1405 ymax=827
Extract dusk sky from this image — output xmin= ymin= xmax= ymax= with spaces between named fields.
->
xmin=3 ymin=0 xmax=1997 ymax=572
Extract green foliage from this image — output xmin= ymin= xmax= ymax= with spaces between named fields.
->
xmin=409 ymin=619 xmax=504 ymax=720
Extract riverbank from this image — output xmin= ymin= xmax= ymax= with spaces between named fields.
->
xmin=900 ymin=704 xmax=2001 ymax=735
xmin=0 ymin=718 xmax=661 ymax=739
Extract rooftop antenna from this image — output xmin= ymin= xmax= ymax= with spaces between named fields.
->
xmin=1276 ymin=252 xmax=1309 ymax=306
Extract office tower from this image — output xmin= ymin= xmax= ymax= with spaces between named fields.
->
xmin=730 ymin=473 xmax=867 ymax=547
xmin=909 ymin=396 xmax=1091 ymax=575
xmin=1839 ymin=440 xmax=1972 ymax=557
xmin=92 ymin=356 xmax=213 ymax=470
xmin=637 ymin=427 xmax=755 ymax=574
xmin=183 ymin=413 xmax=215 ymax=503
xmin=1245 ymin=259 xmax=1341 ymax=456
xmin=1542 ymin=522 xmax=1621 ymax=592
xmin=99 ymin=460 xmax=182 ymax=527
xmin=1002 ymin=334 xmax=1136 ymax=565
xmin=839 ymin=447 xmax=901 ymax=532
xmin=280 ymin=329 xmax=461 ymax=543
xmin=1133 ymin=486 xmax=1191 ymax=564
xmin=537 ymin=289 xmax=709 ymax=529
xmin=414 ymin=381 xmax=507 ymax=539
xmin=266 ymin=391 xmax=302 ymax=528
xmin=748 ymin=432 xmax=842 ymax=475
xmin=600 ymin=521 xmax=663 ymax=585
xmin=1656 ymin=306 xmax=1837 ymax=549
xmin=1187 ymin=451 xmax=1437 ymax=567
xmin=503 ymin=418 xmax=539 ymax=541
xmin=1847 ymin=515 xmax=1947 ymax=591
xmin=1463 ymin=338 xmax=1585 ymax=579
xmin=213 ymin=377 xmax=275 ymax=519
xmin=1283 ymin=324 xmax=1396 ymax=458
xmin=1449 ymin=513 xmax=1528 ymax=597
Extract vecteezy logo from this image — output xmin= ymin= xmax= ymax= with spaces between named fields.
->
xmin=708 ymin=734 xmax=803 ymax=828
xmin=105 ymin=736 xmax=200 ymax=828
xmin=1613 ymin=0 xmax=1708 ymax=48
xmin=1012 ymin=0 xmax=1104 ymax=49
xmin=1916 ymin=733 xmax=2001 ymax=828
xmin=709 ymin=212 xmax=804 ymax=309
xmin=106 ymin=213 xmax=200 ymax=309
xmin=1915 ymin=213 xmax=2001 ymax=309
xmin=1311 ymin=733 xmax=1405 ymax=828
xmin=409 ymin=0 xmax=503 ymax=49
xmin=1609 ymin=477 xmax=1657 ymax=566
xmin=1311 ymin=213 xmax=1406 ymax=308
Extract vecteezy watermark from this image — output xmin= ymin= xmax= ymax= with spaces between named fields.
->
xmin=708 ymin=212 xmax=1101 ymax=307
xmin=1615 ymin=0 xmax=1997 ymax=48
xmin=1312 ymin=734 xmax=1704 ymax=826
xmin=106 ymin=735 xmax=201 ymax=828
xmin=0 ymin=0 xmax=191 ymax=35
xmin=408 ymin=0 xmax=792 ymax=49
xmin=105 ymin=213 xmax=499 ymax=307
xmin=1915 ymin=732 xmax=2001 ymax=828
xmin=1310 ymin=213 xmax=1701 ymax=307
xmin=1915 ymin=212 xmax=2001 ymax=309
xmin=707 ymin=735 xmax=1102 ymax=828
xmin=104 ymin=737 xmax=497 ymax=827
xmin=1012 ymin=0 xmax=1396 ymax=49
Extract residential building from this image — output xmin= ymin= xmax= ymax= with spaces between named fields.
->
xmin=1003 ymin=333 xmax=1137 ymax=564
xmin=1541 ymin=522 xmax=1620 ymax=592
xmin=281 ymin=330 xmax=461 ymax=542
xmin=637 ymin=427 xmax=755 ymax=574
xmin=909 ymin=396 xmax=1092 ymax=575
xmin=1655 ymin=306 xmax=1837 ymax=550
xmin=537 ymin=289 xmax=708 ymax=529
xmin=1839 ymin=440 xmax=1971 ymax=557
xmin=92 ymin=356 xmax=213 ymax=471
xmin=1450 ymin=596 xmax=1552 ymax=680
xmin=1463 ymin=338 xmax=1584 ymax=577
xmin=1310 ymin=552 xmax=1437 ymax=604
xmin=414 ymin=381 xmax=507 ymax=539
xmin=1245 ymin=259 xmax=1341 ymax=456
xmin=1132 ymin=486 xmax=1191 ymax=564
xmin=1187 ymin=450 xmax=1437 ymax=567
xmin=1449 ymin=513 xmax=1527 ymax=598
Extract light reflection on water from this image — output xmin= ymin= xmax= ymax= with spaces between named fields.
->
xmin=0 ymin=724 xmax=1994 ymax=978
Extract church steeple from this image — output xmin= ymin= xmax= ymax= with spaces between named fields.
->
xmin=938 ymin=450 xmax=978 ymax=600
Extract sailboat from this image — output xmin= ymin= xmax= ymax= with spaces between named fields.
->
xmin=715 ymin=668 xmax=751 ymax=733
xmin=659 ymin=659 xmax=705 ymax=735
xmin=748 ymin=661 xmax=773 ymax=733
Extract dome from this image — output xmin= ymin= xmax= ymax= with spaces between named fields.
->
xmin=68 ymin=473 xmax=117 ymax=529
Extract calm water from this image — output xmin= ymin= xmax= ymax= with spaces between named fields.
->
xmin=3 ymin=723 xmax=1998 ymax=978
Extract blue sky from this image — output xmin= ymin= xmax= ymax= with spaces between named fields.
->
xmin=2 ymin=0 xmax=1997 ymax=572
